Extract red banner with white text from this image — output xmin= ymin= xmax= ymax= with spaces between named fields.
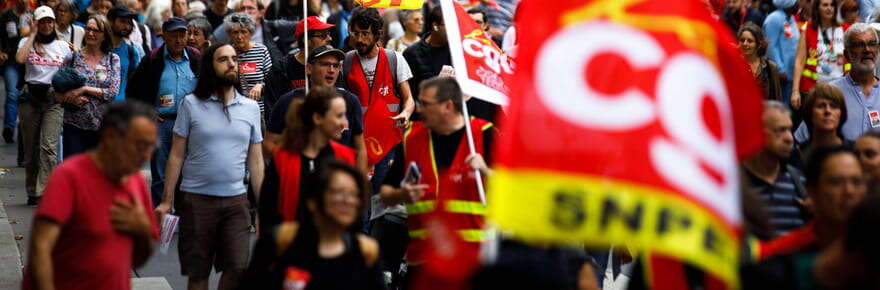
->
xmin=441 ymin=0 xmax=514 ymax=105
xmin=487 ymin=0 xmax=764 ymax=287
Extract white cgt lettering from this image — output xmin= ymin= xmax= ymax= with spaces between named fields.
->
xmin=534 ymin=21 xmax=741 ymax=224
xmin=535 ymin=21 xmax=663 ymax=130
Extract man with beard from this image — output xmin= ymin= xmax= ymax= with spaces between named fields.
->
xmin=794 ymin=23 xmax=880 ymax=142
xmin=155 ymin=43 xmax=263 ymax=290
xmin=126 ymin=17 xmax=200 ymax=206
xmin=107 ymin=5 xmax=142 ymax=102
xmin=339 ymin=7 xmax=414 ymax=229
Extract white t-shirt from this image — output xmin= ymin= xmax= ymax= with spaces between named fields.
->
xmin=18 ymin=38 xmax=72 ymax=85
xmin=358 ymin=50 xmax=413 ymax=87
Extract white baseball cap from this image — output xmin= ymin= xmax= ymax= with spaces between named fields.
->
xmin=34 ymin=6 xmax=55 ymax=21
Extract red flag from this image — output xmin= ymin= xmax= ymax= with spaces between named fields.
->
xmin=487 ymin=0 xmax=763 ymax=287
xmin=442 ymin=0 xmax=514 ymax=105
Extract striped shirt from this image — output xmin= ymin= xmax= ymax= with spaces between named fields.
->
xmin=743 ymin=164 xmax=806 ymax=237
xmin=236 ymin=43 xmax=272 ymax=113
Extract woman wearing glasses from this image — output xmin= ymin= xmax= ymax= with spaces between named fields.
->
xmin=58 ymin=14 xmax=120 ymax=157
xmin=225 ymin=12 xmax=272 ymax=117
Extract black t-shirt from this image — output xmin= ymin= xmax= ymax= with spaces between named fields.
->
xmin=382 ymin=123 xmax=495 ymax=187
xmin=286 ymin=55 xmax=306 ymax=90
xmin=203 ymin=8 xmax=231 ymax=32
xmin=403 ymin=39 xmax=451 ymax=99
xmin=268 ymin=87 xmax=363 ymax=148
xmin=0 ymin=8 xmax=21 ymax=56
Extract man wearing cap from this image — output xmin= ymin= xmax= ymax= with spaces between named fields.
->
xmin=763 ymin=0 xmax=801 ymax=105
xmin=107 ymin=5 xmax=142 ymax=102
xmin=287 ymin=16 xmax=334 ymax=90
xmin=127 ymin=17 xmax=200 ymax=206
xmin=265 ymin=45 xmax=366 ymax=172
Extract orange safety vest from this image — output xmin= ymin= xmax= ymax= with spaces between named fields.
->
xmin=402 ymin=118 xmax=494 ymax=264
xmin=799 ymin=22 xmax=851 ymax=92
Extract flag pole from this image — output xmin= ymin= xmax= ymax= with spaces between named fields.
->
xmin=460 ymin=95 xmax=486 ymax=205
xmin=304 ymin=0 xmax=309 ymax=94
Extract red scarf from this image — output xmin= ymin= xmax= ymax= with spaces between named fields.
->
xmin=273 ymin=141 xmax=355 ymax=222
xmin=347 ymin=49 xmax=403 ymax=166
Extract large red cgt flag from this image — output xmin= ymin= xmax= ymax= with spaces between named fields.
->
xmin=487 ymin=0 xmax=764 ymax=287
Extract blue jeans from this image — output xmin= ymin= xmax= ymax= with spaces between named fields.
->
xmin=3 ymin=63 xmax=22 ymax=129
xmin=150 ymin=118 xmax=175 ymax=207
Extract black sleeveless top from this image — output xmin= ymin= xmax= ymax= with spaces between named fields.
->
xmin=240 ymin=227 xmax=385 ymax=290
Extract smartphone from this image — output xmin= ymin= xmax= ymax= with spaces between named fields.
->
xmin=401 ymin=161 xmax=422 ymax=186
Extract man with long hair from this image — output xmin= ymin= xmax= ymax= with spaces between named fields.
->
xmin=155 ymin=43 xmax=264 ymax=290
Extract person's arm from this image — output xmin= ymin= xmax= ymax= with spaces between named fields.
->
xmin=353 ymin=134 xmax=367 ymax=174
xmin=262 ymin=132 xmax=281 ymax=160
xmin=391 ymin=80 xmax=415 ymax=124
xmin=248 ymin=142 xmax=264 ymax=200
xmin=15 ymin=35 xmax=35 ymax=64
xmin=379 ymin=146 xmax=427 ymax=205
xmin=28 ymin=218 xmax=61 ymax=290
xmin=155 ymin=134 xmax=186 ymax=219
xmin=791 ymin=28 xmax=807 ymax=108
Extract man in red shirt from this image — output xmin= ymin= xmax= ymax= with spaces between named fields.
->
xmin=24 ymin=102 xmax=160 ymax=290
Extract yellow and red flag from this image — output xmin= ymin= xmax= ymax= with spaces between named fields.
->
xmin=488 ymin=0 xmax=763 ymax=288
xmin=355 ymin=0 xmax=423 ymax=9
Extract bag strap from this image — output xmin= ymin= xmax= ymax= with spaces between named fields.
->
xmin=341 ymin=50 xmax=356 ymax=88
xmin=785 ymin=164 xmax=807 ymax=199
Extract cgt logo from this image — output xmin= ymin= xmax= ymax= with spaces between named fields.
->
xmin=535 ymin=21 xmax=739 ymax=224
xmin=366 ymin=137 xmax=384 ymax=156
xmin=462 ymin=29 xmax=514 ymax=75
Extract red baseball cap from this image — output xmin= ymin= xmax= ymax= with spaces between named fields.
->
xmin=295 ymin=16 xmax=335 ymax=37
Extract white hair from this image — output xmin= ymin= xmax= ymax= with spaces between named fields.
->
xmin=144 ymin=0 xmax=171 ymax=32
xmin=764 ymin=100 xmax=791 ymax=116
xmin=845 ymin=22 xmax=879 ymax=49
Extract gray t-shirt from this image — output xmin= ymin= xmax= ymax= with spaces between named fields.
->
xmin=174 ymin=92 xmax=263 ymax=196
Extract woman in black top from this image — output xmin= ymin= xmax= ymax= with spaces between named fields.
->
xmin=258 ymin=86 xmax=356 ymax=232
xmin=241 ymin=161 xmax=384 ymax=290
xmin=738 ymin=22 xmax=782 ymax=101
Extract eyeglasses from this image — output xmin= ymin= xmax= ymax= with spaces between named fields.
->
xmin=85 ymin=27 xmax=103 ymax=34
xmin=316 ymin=61 xmax=341 ymax=68
xmin=415 ymin=98 xmax=443 ymax=108
xmin=849 ymin=41 xmax=880 ymax=51
xmin=350 ymin=30 xmax=374 ymax=38
xmin=310 ymin=33 xmax=330 ymax=39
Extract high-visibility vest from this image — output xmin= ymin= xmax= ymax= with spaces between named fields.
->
xmin=800 ymin=22 xmax=850 ymax=92
xmin=402 ymin=118 xmax=494 ymax=264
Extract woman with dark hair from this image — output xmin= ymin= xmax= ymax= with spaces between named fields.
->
xmin=739 ymin=22 xmax=782 ymax=101
xmin=244 ymin=161 xmax=383 ymax=290
xmin=840 ymin=0 xmax=859 ymax=24
xmin=794 ymin=82 xmax=850 ymax=164
xmin=258 ymin=86 xmax=356 ymax=232
xmin=791 ymin=0 xmax=848 ymax=109
xmin=59 ymin=14 xmax=120 ymax=157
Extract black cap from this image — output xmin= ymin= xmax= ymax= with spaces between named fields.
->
xmin=107 ymin=5 xmax=136 ymax=20
xmin=162 ymin=17 xmax=188 ymax=32
xmin=308 ymin=45 xmax=345 ymax=62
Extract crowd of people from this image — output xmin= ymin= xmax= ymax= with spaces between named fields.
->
xmin=8 ymin=0 xmax=880 ymax=289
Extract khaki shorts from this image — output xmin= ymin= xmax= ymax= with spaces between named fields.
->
xmin=177 ymin=192 xmax=252 ymax=277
